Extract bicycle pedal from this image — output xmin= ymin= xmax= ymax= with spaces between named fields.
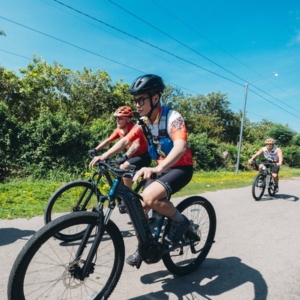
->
xmin=135 ymin=258 xmax=142 ymax=269
xmin=118 ymin=203 xmax=127 ymax=214
xmin=184 ymin=230 xmax=200 ymax=242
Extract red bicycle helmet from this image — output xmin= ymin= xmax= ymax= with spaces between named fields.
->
xmin=113 ymin=106 xmax=133 ymax=117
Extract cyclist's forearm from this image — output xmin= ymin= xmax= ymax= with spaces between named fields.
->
xmin=95 ymin=139 xmax=110 ymax=151
xmin=125 ymin=141 xmax=140 ymax=158
xmin=250 ymin=150 xmax=262 ymax=160
xmin=103 ymin=138 xmax=129 ymax=158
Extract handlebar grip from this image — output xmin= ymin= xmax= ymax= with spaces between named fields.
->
xmin=150 ymin=173 xmax=157 ymax=180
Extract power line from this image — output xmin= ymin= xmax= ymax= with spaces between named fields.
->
xmin=53 ymin=0 xmax=244 ymax=87
xmin=0 ymin=16 xmax=199 ymax=94
xmin=251 ymin=84 xmax=300 ymax=114
xmin=54 ymin=0 xmax=300 ymax=124
xmin=149 ymin=0 xmax=266 ymax=79
xmin=2 ymin=5 xmax=298 ymax=128
xmin=44 ymin=0 xmax=244 ymax=97
xmin=249 ymin=88 xmax=300 ymax=120
xmin=0 ymin=16 xmax=142 ymax=73
xmin=0 ymin=48 xmax=31 ymax=60
xmin=108 ymin=0 xmax=247 ymax=83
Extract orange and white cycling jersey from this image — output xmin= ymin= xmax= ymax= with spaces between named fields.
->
xmin=127 ymin=107 xmax=193 ymax=167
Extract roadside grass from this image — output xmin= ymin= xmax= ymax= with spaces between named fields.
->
xmin=1 ymin=166 xmax=299 ymax=220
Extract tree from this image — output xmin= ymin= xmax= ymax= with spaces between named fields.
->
xmin=267 ymin=124 xmax=295 ymax=146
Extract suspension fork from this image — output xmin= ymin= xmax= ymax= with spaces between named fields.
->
xmin=73 ymin=209 xmax=105 ymax=280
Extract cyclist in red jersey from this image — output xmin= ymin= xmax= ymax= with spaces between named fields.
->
xmin=127 ymin=74 xmax=194 ymax=266
xmin=89 ymin=106 xmax=151 ymax=188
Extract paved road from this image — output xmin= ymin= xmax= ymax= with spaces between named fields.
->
xmin=1 ymin=178 xmax=300 ymax=300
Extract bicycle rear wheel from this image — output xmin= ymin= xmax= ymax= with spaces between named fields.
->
xmin=252 ymin=173 xmax=266 ymax=201
xmin=8 ymin=212 xmax=125 ymax=300
xmin=44 ymin=180 xmax=100 ymax=241
xmin=162 ymin=196 xmax=216 ymax=276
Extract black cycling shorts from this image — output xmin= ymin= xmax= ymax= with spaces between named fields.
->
xmin=264 ymin=162 xmax=280 ymax=174
xmin=143 ymin=165 xmax=193 ymax=197
xmin=271 ymin=165 xmax=280 ymax=174
xmin=128 ymin=152 xmax=152 ymax=170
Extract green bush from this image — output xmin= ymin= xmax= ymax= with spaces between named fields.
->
xmin=18 ymin=111 xmax=89 ymax=178
xmin=267 ymin=124 xmax=295 ymax=146
xmin=88 ymin=116 xmax=115 ymax=149
xmin=292 ymin=134 xmax=300 ymax=147
xmin=281 ymin=146 xmax=300 ymax=168
xmin=0 ymin=103 xmax=20 ymax=181
xmin=189 ymin=133 xmax=223 ymax=170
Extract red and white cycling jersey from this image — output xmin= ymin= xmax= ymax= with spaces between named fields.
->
xmin=126 ymin=107 xmax=193 ymax=167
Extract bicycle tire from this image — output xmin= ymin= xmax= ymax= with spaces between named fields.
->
xmin=44 ymin=180 xmax=100 ymax=241
xmin=8 ymin=212 xmax=125 ymax=300
xmin=268 ymin=177 xmax=276 ymax=196
xmin=162 ymin=196 xmax=216 ymax=276
xmin=252 ymin=173 xmax=266 ymax=201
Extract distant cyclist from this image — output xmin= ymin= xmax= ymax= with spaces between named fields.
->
xmin=89 ymin=106 xmax=151 ymax=188
xmin=248 ymin=138 xmax=283 ymax=192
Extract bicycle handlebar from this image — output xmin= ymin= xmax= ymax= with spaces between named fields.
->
xmin=251 ymin=160 xmax=277 ymax=168
xmin=95 ymin=160 xmax=157 ymax=180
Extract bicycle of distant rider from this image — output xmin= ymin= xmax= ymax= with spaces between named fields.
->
xmin=251 ymin=160 xmax=278 ymax=201
xmin=8 ymin=160 xmax=217 ymax=300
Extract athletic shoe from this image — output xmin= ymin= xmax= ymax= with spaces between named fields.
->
xmin=164 ymin=215 xmax=190 ymax=245
xmin=126 ymin=249 xmax=140 ymax=266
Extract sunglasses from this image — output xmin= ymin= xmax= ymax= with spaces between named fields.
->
xmin=131 ymin=96 xmax=151 ymax=106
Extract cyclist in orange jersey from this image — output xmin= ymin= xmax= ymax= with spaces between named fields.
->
xmin=89 ymin=106 xmax=151 ymax=188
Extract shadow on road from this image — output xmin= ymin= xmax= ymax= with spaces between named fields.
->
xmin=260 ymin=193 xmax=299 ymax=202
xmin=129 ymin=257 xmax=268 ymax=300
xmin=0 ymin=228 xmax=36 ymax=246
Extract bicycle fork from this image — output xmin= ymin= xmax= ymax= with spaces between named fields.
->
xmin=71 ymin=208 xmax=105 ymax=281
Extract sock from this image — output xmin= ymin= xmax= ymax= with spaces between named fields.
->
xmin=170 ymin=210 xmax=184 ymax=223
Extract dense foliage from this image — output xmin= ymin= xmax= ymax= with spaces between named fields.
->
xmin=1 ymin=56 xmax=299 ymax=181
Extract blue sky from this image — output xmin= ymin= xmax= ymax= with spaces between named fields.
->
xmin=1 ymin=0 xmax=300 ymax=133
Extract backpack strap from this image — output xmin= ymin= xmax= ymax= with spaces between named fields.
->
xmin=158 ymin=106 xmax=171 ymax=138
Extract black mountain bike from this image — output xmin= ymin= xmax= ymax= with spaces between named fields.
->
xmin=251 ymin=161 xmax=278 ymax=201
xmin=8 ymin=160 xmax=217 ymax=300
xmin=44 ymin=159 xmax=146 ymax=242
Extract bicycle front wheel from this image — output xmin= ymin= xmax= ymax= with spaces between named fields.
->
xmin=44 ymin=180 xmax=100 ymax=241
xmin=252 ymin=174 xmax=266 ymax=201
xmin=8 ymin=212 xmax=125 ymax=300
xmin=268 ymin=177 xmax=276 ymax=196
xmin=162 ymin=196 xmax=216 ymax=276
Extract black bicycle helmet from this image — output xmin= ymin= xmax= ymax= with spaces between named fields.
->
xmin=129 ymin=74 xmax=165 ymax=95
